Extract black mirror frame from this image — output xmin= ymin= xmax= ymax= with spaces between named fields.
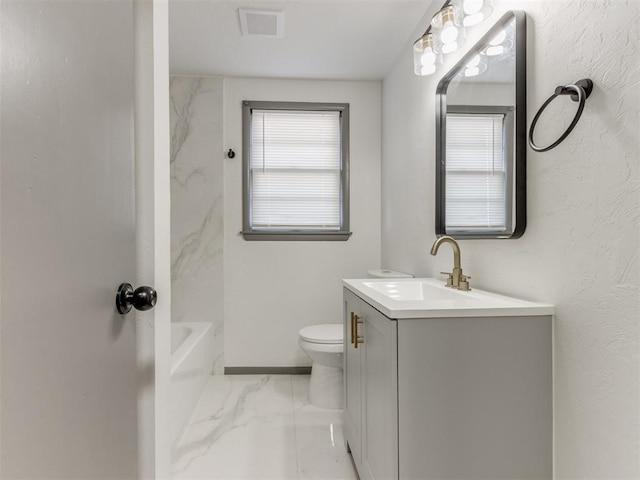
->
xmin=435 ymin=10 xmax=527 ymax=239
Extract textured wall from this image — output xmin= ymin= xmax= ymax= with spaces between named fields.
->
xmin=170 ymin=76 xmax=224 ymax=373
xmin=224 ymin=78 xmax=382 ymax=367
xmin=382 ymin=0 xmax=639 ymax=477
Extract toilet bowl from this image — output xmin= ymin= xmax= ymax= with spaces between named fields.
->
xmin=298 ymin=270 xmax=412 ymax=409
xmin=298 ymin=324 xmax=343 ymax=409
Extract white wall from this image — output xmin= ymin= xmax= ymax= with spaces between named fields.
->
xmin=382 ymin=1 xmax=639 ymax=477
xmin=224 ymin=78 xmax=381 ymax=367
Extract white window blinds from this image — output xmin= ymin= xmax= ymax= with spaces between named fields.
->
xmin=250 ymin=109 xmax=342 ymax=231
xmin=445 ymin=113 xmax=508 ymax=232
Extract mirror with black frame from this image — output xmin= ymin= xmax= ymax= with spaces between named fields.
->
xmin=435 ymin=11 xmax=526 ymax=239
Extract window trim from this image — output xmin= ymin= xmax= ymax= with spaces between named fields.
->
xmin=241 ymin=100 xmax=351 ymax=241
xmin=444 ymin=105 xmax=515 ymax=236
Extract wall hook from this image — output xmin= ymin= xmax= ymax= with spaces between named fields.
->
xmin=529 ymin=78 xmax=594 ymax=153
xmin=227 ymin=149 xmax=236 ymax=159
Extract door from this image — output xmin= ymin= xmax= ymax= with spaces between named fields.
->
xmin=1 ymin=1 xmax=147 ymax=477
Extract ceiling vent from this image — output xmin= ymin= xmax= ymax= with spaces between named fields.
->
xmin=239 ymin=9 xmax=284 ymax=38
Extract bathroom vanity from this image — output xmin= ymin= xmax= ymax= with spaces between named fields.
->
xmin=343 ymin=278 xmax=553 ymax=480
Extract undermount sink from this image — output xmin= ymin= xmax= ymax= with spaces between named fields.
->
xmin=343 ymin=278 xmax=554 ymax=319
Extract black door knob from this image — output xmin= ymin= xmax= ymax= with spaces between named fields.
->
xmin=116 ymin=283 xmax=157 ymax=314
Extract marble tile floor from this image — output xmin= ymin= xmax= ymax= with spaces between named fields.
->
xmin=172 ymin=375 xmax=358 ymax=480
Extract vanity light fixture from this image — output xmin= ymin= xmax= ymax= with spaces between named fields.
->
xmin=413 ymin=0 xmax=494 ymax=76
xmin=485 ymin=44 xmax=504 ymax=56
xmin=462 ymin=0 xmax=493 ymax=26
xmin=484 ymin=28 xmax=511 ymax=56
xmin=433 ymin=6 xmax=459 ymax=43
xmin=413 ymin=33 xmax=438 ymax=76
xmin=463 ymin=54 xmax=487 ymax=77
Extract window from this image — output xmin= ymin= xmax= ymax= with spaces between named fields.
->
xmin=445 ymin=106 xmax=514 ymax=235
xmin=242 ymin=101 xmax=351 ymax=241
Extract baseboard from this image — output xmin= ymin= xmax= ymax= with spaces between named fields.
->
xmin=224 ymin=366 xmax=312 ymax=375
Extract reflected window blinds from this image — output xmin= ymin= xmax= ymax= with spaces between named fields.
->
xmin=445 ymin=113 xmax=507 ymax=231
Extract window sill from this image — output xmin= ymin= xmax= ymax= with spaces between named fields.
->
xmin=241 ymin=231 xmax=352 ymax=241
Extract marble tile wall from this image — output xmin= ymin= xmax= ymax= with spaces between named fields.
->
xmin=170 ymin=76 xmax=224 ymax=373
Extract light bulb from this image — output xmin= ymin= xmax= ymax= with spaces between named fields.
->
xmin=467 ymin=54 xmax=481 ymax=68
xmin=463 ymin=0 xmax=483 ymax=15
xmin=490 ymin=29 xmax=506 ymax=45
xmin=465 ymin=66 xmax=480 ymax=77
xmin=485 ymin=45 xmax=504 ymax=56
xmin=420 ymin=63 xmax=437 ymax=76
xmin=441 ymin=21 xmax=459 ymax=43
xmin=463 ymin=12 xmax=484 ymax=26
xmin=421 ymin=48 xmax=436 ymax=66
xmin=442 ymin=41 xmax=459 ymax=54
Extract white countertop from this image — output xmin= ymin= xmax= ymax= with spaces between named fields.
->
xmin=343 ymin=277 xmax=554 ymax=319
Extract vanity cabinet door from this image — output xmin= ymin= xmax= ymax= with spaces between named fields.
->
xmin=360 ymin=302 xmax=398 ymax=480
xmin=397 ymin=316 xmax=552 ymax=479
xmin=343 ymin=288 xmax=363 ymax=467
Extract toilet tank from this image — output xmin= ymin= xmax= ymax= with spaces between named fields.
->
xmin=367 ymin=269 xmax=413 ymax=279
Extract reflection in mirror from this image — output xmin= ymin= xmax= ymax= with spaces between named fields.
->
xmin=436 ymin=11 xmax=526 ymax=239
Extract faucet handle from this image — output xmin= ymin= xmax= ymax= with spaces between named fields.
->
xmin=440 ymin=271 xmax=454 ymax=287
xmin=459 ymin=274 xmax=471 ymax=291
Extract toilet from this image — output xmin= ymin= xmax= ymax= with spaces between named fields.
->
xmin=298 ymin=269 xmax=413 ymax=409
xmin=298 ymin=324 xmax=344 ymax=409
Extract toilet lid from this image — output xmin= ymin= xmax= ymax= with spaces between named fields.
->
xmin=299 ymin=324 xmax=343 ymax=344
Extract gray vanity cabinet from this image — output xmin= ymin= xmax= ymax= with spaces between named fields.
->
xmin=343 ymin=288 xmax=399 ymax=480
xmin=343 ymin=289 xmax=363 ymax=467
xmin=343 ymin=287 xmax=553 ymax=480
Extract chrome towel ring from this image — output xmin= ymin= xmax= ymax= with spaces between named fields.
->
xmin=528 ymin=78 xmax=594 ymax=152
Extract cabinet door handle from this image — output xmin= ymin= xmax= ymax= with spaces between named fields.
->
xmin=354 ymin=314 xmax=364 ymax=349
xmin=350 ymin=312 xmax=356 ymax=345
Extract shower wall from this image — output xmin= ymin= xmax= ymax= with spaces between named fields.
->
xmin=170 ymin=76 xmax=224 ymax=373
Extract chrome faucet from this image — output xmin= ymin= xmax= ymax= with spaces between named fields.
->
xmin=430 ymin=236 xmax=471 ymax=291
